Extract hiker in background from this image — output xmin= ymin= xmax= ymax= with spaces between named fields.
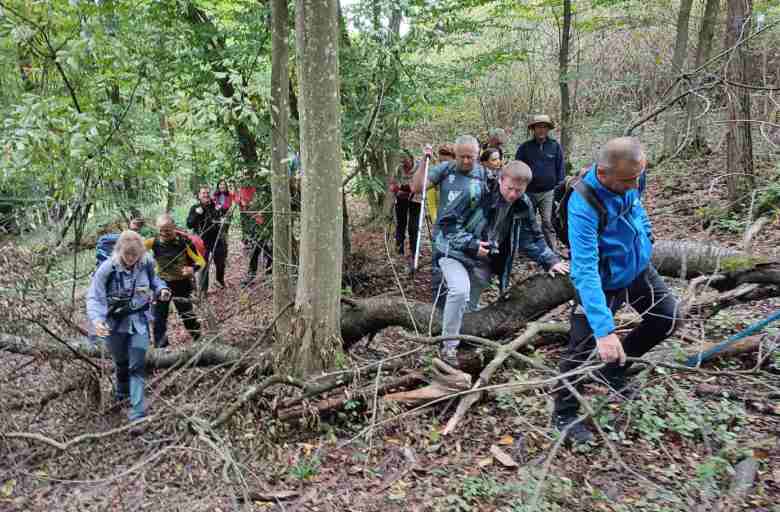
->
xmin=411 ymin=135 xmax=488 ymax=311
xmin=552 ymin=137 xmax=679 ymax=445
xmin=187 ymin=185 xmax=227 ymax=292
xmin=242 ymin=176 xmax=274 ymax=287
xmin=425 ymin=144 xmax=457 ymax=226
xmin=87 ymin=230 xmax=170 ymax=432
xmin=515 ymin=114 xmax=565 ymax=254
xmin=483 ymin=127 xmax=508 ymax=160
xmin=237 ymin=176 xmax=257 ymax=249
xmin=434 ymin=161 xmax=568 ymax=368
xmin=146 ymin=214 xmax=204 ymax=348
xmin=480 ymin=147 xmax=503 ymax=180
xmin=389 ymin=150 xmax=421 ymax=263
xmin=213 ymin=179 xmax=233 ymax=215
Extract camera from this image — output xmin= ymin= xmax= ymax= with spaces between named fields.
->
xmin=487 ymin=240 xmax=500 ymax=256
xmin=107 ymin=295 xmax=133 ymax=319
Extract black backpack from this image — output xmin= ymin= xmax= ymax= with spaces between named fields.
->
xmin=551 ymin=176 xmax=608 ymax=247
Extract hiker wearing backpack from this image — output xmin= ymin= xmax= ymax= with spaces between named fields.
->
xmin=411 ymin=136 xmax=489 ymax=311
xmin=187 ymin=185 xmax=228 ymax=292
xmin=87 ymin=230 xmax=171 ymax=432
xmin=552 ymin=137 xmax=680 ymax=445
xmin=146 ymin=214 xmax=205 ymax=348
xmin=389 ymin=150 xmax=422 ymax=261
xmin=515 ymin=114 xmax=565 ymax=254
xmin=241 ymin=178 xmax=274 ymax=287
xmin=433 ymin=161 xmax=569 ymax=368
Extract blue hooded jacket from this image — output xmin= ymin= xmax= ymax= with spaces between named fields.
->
xmin=568 ymin=166 xmax=654 ymax=338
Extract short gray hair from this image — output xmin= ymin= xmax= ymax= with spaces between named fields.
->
xmin=488 ymin=128 xmax=507 ymax=144
xmin=597 ymin=137 xmax=643 ymax=173
xmin=501 ymin=161 xmax=533 ymax=184
xmin=156 ymin=213 xmax=176 ymax=227
xmin=454 ymin=135 xmax=479 ymax=148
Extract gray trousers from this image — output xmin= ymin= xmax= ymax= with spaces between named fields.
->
xmin=528 ymin=190 xmax=557 ymax=253
xmin=439 ymin=257 xmax=492 ymax=350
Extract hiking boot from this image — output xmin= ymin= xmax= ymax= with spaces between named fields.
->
xmin=554 ymin=414 xmax=594 ymax=445
xmin=440 ymin=346 xmax=459 ymax=369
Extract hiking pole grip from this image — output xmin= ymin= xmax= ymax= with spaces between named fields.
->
xmin=412 ymin=151 xmax=432 ymax=272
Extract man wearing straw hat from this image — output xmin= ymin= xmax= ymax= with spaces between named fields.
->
xmin=515 ymin=114 xmax=565 ymax=253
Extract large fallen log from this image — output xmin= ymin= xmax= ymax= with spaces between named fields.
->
xmin=0 ymin=334 xmax=270 ymax=372
xmin=341 ymin=240 xmax=779 ymax=346
xmin=1 ymin=240 xmax=776 ymax=369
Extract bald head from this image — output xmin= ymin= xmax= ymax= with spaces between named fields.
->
xmin=156 ymin=213 xmax=175 ymax=228
xmin=156 ymin=213 xmax=177 ymax=241
xmin=454 ymin=135 xmax=480 ymax=173
xmin=597 ymin=137 xmax=643 ymax=174
xmin=596 ymin=137 xmax=644 ymax=195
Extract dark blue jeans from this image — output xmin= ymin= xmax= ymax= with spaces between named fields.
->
xmin=554 ymin=266 xmax=680 ymax=418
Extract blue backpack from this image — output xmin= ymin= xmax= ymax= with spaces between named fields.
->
xmin=96 ymin=233 xmax=120 ymax=269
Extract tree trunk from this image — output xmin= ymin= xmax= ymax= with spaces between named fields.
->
xmin=270 ymin=0 xmax=294 ymax=341
xmin=340 ymin=240 xmax=777 ymax=347
xmin=277 ymin=0 xmax=345 ymax=377
xmin=685 ymin=0 xmax=721 ymax=153
xmin=662 ymin=0 xmax=694 ymax=157
xmin=724 ymin=0 xmax=755 ymax=203
xmin=558 ymin=0 xmax=573 ymax=164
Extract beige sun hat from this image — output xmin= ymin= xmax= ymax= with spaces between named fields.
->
xmin=527 ymin=114 xmax=555 ymax=130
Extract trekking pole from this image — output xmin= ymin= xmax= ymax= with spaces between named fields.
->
xmin=412 ymin=146 xmax=433 ymax=272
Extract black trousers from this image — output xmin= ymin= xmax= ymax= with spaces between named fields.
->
xmin=395 ymin=199 xmax=421 ymax=255
xmin=153 ymin=278 xmax=200 ymax=347
xmin=554 ymin=265 xmax=680 ymax=417
xmin=248 ymin=239 xmax=272 ymax=276
xmin=200 ymin=239 xmax=227 ymax=291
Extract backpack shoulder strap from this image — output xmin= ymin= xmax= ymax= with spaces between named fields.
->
xmin=105 ymin=263 xmax=117 ymax=294
xmin=572 ymin=179 xmax=608 ymax=234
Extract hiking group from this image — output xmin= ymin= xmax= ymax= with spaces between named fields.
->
xmin=86 ymin=118 xmax=681 ymax=444
xmin=401 ymin=119 xmax=680 ymax=445
xmin=86 ymin=173 xmax=285 ymax=432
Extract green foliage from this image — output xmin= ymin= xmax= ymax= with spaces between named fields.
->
xmin=288 ymin=456 xmax=320 ymax=480
xmin=622 ymin=380 xmax=745 ymax=446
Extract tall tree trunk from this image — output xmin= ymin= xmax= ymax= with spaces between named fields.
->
xmin=278 ymin=0 xmax=344 ymax=376
xmin=662 ymin=0 xmax=694 ymax=157
xmin=723 ymin=0 xmax=755 ymax=202
xmin=558 ymin=0 xmax=573 ymax=166
xmin=270 ymin=0 xmax=294 ymax=340
xmin=685 ymin=0 xmax=721 ymax=153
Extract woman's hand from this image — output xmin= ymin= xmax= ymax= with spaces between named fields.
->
xmin=95 ymin=320 xmax=111 ymax=337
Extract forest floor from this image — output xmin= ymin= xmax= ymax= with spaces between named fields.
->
xmin=2 ymin=153 xmax=780 ymax=512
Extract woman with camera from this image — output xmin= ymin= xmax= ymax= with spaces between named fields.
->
xmin=87 ymin=230 xmax=171 ymax=430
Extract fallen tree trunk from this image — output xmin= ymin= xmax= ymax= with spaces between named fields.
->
xmin=0 ymin=334 xmax=270 ymax=372
xmin=342 ymin=240 xmax=779 ymax=346
xmin=2 ymin=240 xmax=776 ymax=368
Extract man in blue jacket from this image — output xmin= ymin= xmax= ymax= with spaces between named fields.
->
xmin=515 ymin=115 xmax=565 ymax=253
xmin=553 ymin=137 xmax=680 ymax=444
xmin=435 ymin=161 xmax=569 ymax=367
